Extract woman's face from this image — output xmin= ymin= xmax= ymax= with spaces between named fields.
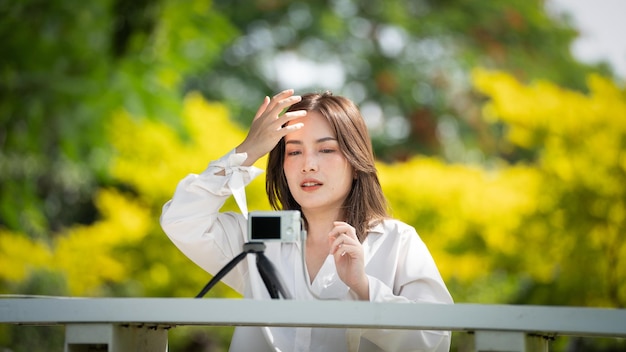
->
xmin=283 ymin=111 xmax=354 ymax=215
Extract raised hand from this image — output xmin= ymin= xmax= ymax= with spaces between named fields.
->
xmin=236 ymin=89 xmax=307 ymax=166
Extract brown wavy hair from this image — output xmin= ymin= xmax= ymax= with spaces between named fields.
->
xmin=266 ymin=91 xmax=389 ymax=242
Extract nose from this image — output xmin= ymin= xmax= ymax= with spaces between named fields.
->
xmin=301 ymin=151 xmax=318 ymax=173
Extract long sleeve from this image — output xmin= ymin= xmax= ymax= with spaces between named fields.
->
xmin=160 ymin=150 xmax=263 ymax=293
xmin=347 ymin=220 xmax=453 ymax=352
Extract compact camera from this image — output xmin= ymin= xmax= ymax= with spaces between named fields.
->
xmin=248 ymin=210 xmax=301 ymax=242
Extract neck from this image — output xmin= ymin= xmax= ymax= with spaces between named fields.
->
xmin=302 ymin=207 xmax=344 ymax=243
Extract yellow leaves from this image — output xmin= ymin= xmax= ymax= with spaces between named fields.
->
xmin=110 ymin=110 xmax=185 ymax=203
xmin=110 ymin=92 xmax=270 ymax=211
xmin=52 ymin=189 xmax=151 ymax=295
xmin=182 ymin=92 xmax=247 ymax=154
xmin=94 ymin=188 xmax=152 ymax=242
xmin=110 ymin=93 xmax=255 ymax=203
xmin=54 ymin=225 xmax=126 ymax=295
xmin=5 ymin=78 xmax=624 ymax=305
xmin=473 ymin=68 xmax=626 ymax=191
xmin=0 ymin=230 xmax=52 ymax=282
xmin=473 ymin=69 xmax=625 ymax=140
xmin=438 ymin=253 xmax=488 ymax=284
xmin=587 ymin=74 xmax=626 ymax=114
xmin=473 ymin=69 xmax=626 ymax=306
xmin=0 ymin=189 xmax=150 ymax=296
xmin=472 ymin=67 xmax=596 ymax=148
xmin=378 ymin=157 xmax=541 ymax=283
xmin=147 ymin=263 xmax=171 ymax=288
xmin=40 ymin=93 xmax=268 ymax=295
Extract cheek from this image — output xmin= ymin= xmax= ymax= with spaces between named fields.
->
xmin=283 ymin=159 xmax=295 ymax=176
xmin=337 ymin=161 xmax=354 ymax=189
xmin=283 ymin=161 xmax=298 ymax=187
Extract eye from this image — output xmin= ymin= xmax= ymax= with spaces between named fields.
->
xmin=286 ymin=150 xmax=301 ymax=156
xmin=320 ymin=148 xmax=336 ymax=153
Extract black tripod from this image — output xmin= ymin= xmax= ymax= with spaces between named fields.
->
xmin=196 ymin=242 xmax=292 ymax=299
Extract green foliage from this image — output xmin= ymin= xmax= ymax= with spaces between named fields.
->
xmin=107 ymin=93 xmax=268 ymax=299
xmin=378 ymin=154 xmax=543 ymax=303
xmin=1 ymin=0 xmax=114 ymax=236
xmin=5 ymin=75 xmax=624 ymax=349
xmin=0 ymin=0 xmax=236 ymax=238
xmin=1 ymin=0 xmax=625 ymax=350
xmin=0 ymin=0 xmax=237 ymax=348
xmin=195 ymin=0 xmax=610 ymax=161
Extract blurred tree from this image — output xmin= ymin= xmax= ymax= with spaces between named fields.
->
xmin=188 ymin=0 xmax=611 ymax=162
xmin=0 ymin=0 xmax=115 ymax=238
xmin=0 ymin=0 xmax=235 ymax=239
xmin=472 ymin=69 xmax=626 ymax=308
xmin=0 ymin=94 xmax=248 ymax=350
xmin=1 ymin=0 xmax=624 ymax=350
xmin=0 ymin=0 xmax=236 ymax=349
xmin=379 ymin=70 xmax=625 ymax=310
xmin=3 ymin=73 xmax=624 ymax=350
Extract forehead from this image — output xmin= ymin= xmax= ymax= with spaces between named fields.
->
xmin=284 ymin=110 xmax=336 ymax=142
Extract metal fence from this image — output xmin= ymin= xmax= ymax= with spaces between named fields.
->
xmin=1 ymin=298 xmax=625 ymax=351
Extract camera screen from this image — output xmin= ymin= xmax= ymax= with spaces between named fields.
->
xmin=250 ymin=216 xmax=281 ymax=240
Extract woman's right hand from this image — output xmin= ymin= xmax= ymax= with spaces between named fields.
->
xmin=235 ymin=89 xmax=306 ymax=166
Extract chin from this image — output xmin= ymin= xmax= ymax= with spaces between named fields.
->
xmin=293 ymin=199 xmax=323 ymax=211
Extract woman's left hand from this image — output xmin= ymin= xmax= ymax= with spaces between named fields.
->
xmin=329 ymin=221 xmax=369 ymax=300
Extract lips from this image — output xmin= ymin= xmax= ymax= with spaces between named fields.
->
xmin=301 ymin=179 xmax=323 ymax=189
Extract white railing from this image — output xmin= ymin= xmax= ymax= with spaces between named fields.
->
xmin=1 ymin=298 xmax=625 ymax=351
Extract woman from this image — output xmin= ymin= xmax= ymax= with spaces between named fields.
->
xmin=160 ymin=90 xmax=453 ymax=351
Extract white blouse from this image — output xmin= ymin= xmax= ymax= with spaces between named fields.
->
xmin=160 ymin=150 xmax=453 ymax=352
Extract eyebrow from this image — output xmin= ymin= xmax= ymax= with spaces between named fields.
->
xmin=285 ymin=137 xmax=337 ymax=145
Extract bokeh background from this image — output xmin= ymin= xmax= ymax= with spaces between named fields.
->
xmin=1 ymin=0 xmax=625 ymax=351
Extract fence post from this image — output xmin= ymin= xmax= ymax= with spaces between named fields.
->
xmin=64 ymin=324 xmax=169 ymax=352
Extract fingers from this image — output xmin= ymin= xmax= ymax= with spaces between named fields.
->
xmin=254 ymin=89 xmax=306 ymax=126
xmin=252 ymin=89 xmax=296 ymax=121
xmin=280 ymin=121 xmax=304 ymax=133
xmin=328 ymin=221 xmax=359 ymax=257
xmin=271 ymin=88 xmax=296 ymax=102
xmin=330 ymin=233 xmax=359 ymax=260
xmin=263 ymin=90 xmax=307 ymax=137
xmin=271 ymin=94 xmax=303 ymax=119
xmin=238 ymin=89 xmax=304 ymax=164
xmin=266 ymin=89 xmax=299 ymax=116
xmin=266 ymin=89 xmax=301 ymax=114
xmin=278 ymin=110 xmax=307 ymax=128
xmin=329 ymin=221 xmax=359 ymax=241
xmin=253 ymin=96 xmax=270 ymax=120
xmin=327 ymin=222 xmax=368 ymax=298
